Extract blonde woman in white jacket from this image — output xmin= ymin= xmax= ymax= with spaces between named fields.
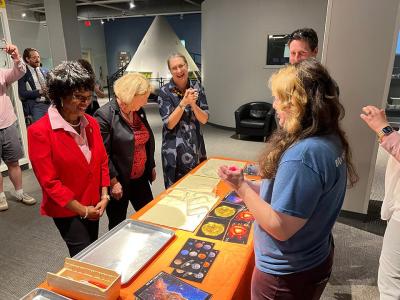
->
xmin=361 ymin=105 xmax=400 ymax=300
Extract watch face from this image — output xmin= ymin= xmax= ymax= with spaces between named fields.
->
xmin=382 ymin=126 xmax=394 ymax=135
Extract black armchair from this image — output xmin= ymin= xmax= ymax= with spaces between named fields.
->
xmin=235 ymin=101 xmax=276 ymax=141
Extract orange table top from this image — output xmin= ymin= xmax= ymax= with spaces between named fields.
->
xmin=41 ymin=157 xmax=255 ymax=300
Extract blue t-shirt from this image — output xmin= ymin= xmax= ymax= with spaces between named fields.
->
xmin=255 ymin=135 xmax=347 ymax=275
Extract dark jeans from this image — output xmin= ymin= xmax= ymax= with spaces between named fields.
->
xmin=106 ymin=176 xmax=153 ymax=230
xmin=53 ymin=216 xmax=99 ymax=257
xmin=251 ymin=244 xmax=334 ymax=300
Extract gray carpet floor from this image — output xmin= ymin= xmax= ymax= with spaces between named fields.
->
xmin=0 ymin=102 xmax=384 ymax=299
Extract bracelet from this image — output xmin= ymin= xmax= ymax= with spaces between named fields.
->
xmin=178 ymin=103 xmax=185 ymax=110
xmin=81 ymin=206 xmax=88 ymax=219
xmin=101 ymin=194 xmax=110 ymax=201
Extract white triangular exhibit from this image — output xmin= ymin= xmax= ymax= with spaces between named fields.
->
xmin=125 ymin=16 xmax=199 ymax=79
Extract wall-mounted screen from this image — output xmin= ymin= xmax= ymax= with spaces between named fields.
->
xmin=266 ymin=34 xmax=290 ymax=65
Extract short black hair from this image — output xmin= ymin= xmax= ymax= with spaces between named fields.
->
xmin=77 ymin=58 xmax=95 ymax=77
xmin=47 ymin=61 xmax=95 ymax=109
xmin=22 ymin=48 xmax=38 ymax=63
xmin=288 ymin=28 xmax=318 ymax=51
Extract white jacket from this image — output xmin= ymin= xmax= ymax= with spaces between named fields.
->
xmin=381 ymin=130 xmax=400 ymax=221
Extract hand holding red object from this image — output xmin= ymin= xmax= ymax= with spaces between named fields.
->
xmin=218 ymin=165 xmax=244 ymax=190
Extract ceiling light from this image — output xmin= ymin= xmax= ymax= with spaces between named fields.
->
xmin=100 ymin=19 xmax=104 ymax=24
xmin=129 ymin=1 xmax=135 ymax=9
xmin=21 ymin=12 xmax=26 ymax=18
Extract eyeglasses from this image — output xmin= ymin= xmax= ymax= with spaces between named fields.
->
xmin=72 ymin=93 xmax=92 ymax=102
xmin=170 ymin=63 xmax=187 ymax=72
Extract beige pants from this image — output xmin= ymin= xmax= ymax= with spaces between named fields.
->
xmin=378 ymin=217 xmax=400 ymax=300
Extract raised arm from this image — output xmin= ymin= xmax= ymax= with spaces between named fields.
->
xmin=188 ymin=87 xmax=209 ymax=124
xmin=2 ymin=44 xmax=26 ymax=85
xmin=165 ymin=89 xmax=191 ymax=130
xmin=218 ymin=165 xmax=307 ymax=241
xmin=361 ymin=105 xmax=400 ymax=162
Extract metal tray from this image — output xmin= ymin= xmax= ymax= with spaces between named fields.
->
xmin=73 ymin=219 xmax=175 ymax=284
xmin=20 ymin=288 xmax=71 ymax=300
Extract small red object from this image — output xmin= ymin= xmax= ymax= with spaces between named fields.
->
xmin=229 ymin=166 xmax=238 ymax=171
xmin=88 ymin=279 xmax=107 ymax=289
xmin=84 ymin=20 xmax=91 ymax=27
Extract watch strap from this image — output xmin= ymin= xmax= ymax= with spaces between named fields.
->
xmin=377 ymin=126 xmax=394 ymax=142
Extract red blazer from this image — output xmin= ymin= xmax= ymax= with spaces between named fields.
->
xmin=28 ymin=114 xmax=110 ymax=218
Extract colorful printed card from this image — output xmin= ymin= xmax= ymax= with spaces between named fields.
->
xmin=134 ymin=271 xmax=212 ymax=300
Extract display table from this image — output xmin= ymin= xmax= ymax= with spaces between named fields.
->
xmin=40 ymin=157 xmax=256 ymax=300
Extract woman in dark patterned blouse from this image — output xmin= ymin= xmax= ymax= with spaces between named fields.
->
xmin=95 ymin=73 xmax=156 ymax=229
xmin=157 ymin=53 xmax=209 ymax=188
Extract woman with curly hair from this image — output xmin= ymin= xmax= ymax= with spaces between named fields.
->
xmin=218 ymin=58 xmax=358 ymax=299
xmin=28 ymin=61 xmax=110 ymax=256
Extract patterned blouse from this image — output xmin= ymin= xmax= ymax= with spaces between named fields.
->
xmin=121 ymin=111 xmax=149 ymax=179
xmin=157 ymin=79 xmax=209 ymax=188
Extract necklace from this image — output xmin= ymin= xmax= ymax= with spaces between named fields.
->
xmin=67 ymin=119 xmax=81 ymax=127
xmin=121 ymin=110 xmax=133 ymax=122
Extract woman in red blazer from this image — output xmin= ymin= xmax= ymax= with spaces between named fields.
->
xmin=28 ymin=61 xmax=110 ymax=257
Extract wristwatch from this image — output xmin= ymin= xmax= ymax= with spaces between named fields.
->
xmin=377 ymin=125 xmax=394 ymax=142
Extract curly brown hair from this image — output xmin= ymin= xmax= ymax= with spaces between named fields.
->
xmin=260 ymin=58 xmax=358 ymax=187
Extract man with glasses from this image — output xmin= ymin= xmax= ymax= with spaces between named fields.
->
xmin=288 ymin=28 xmax=319 ymax=64
xmin=18 ymin=48 xmax=49 ymax=124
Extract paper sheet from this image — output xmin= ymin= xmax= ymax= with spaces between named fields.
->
xmin=175 ymin=174 xmax=220 ymax=193
xmin=139 ymin=189 xmax=219 ymax=232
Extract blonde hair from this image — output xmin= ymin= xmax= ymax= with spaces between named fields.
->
xmin=259 ymin=65 xmax=308 ymax=178
xmin=114 ymin=73 xmax=152 ymax=104
xmin=260 ymin=59 xmax=358 ymax=187
xmin=269 ymin=65 xmax=308 ymax=134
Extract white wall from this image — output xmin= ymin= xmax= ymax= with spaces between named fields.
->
xmin=202 ymin=0 xmax=328 ymax=127
xmin=8 ymin=20 xmax=52 ymax=68
xmin=322 ymin=0 xmax=400 ymax=213
xmin=79 ymin=20 xmax=109 ymax=80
